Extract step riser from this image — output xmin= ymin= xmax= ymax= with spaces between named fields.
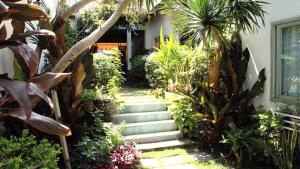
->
xmin=113 ymin=112 xmax=171 ymax=123
xmin=125 ymin=133 xmax=183 ymax=144
xmin=136 ymin=139 xmax=194 ymax=151
xmin=124 ymin=122 xmax=177 ymax=135
xmin=121 ymin=103 xmax=166 ymax=113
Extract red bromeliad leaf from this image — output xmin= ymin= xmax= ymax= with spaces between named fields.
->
xmin=0 ymin=40 xmax=22 ymax=47
xmin=4 ymin=2 xmax=51 ymax=21
xmin=2 ymin=0 xmax=23 ymax=2
xmin=0 ymin=1 xmax=17 ymax=24
xmin=6 ymin=110 xmax=72 ymax=136
xmin=9 ymin=42 xmax=39 ymax=77
xmin=0 ymin=25 xmax=7 ymax=40
xmin=30 ymin=72 xmax=71 ymax=91
xmin=27 ymin=83 xmax=53 ymax=108
xmin=0 ymin=77 xmax=32 ymax=118
xmin=0 ymin=40 xmax=39 ymax=77
xmin=11 ymin=29 xmax=57 ymax=40
xmin=0 ymin=76 xmax=55 ymax=118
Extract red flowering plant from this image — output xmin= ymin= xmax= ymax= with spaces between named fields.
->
xmin=110 ymin=142 xmax=141 ymax=169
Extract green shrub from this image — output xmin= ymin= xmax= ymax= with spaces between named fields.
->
xmin=167 ymin=94 xmax=204 ymax=141
xmin=0 ymin=130 xmax=61 ymax=169
xmin=102 ymin=122 xmax=124 ymax=147
xmin=129 ymin=54 xmax=147 ymax=81
xmin=76 ymin=136 xmax=114 ymax=161
xmin=221 ymin=122 xmax=264 ymax=168
xmin=74 ymin=110 xmax=125 ymax=168
xmin=80 ymin=88 xmax=100 ymax=101
xmin=145 ymin=52 xmax=164 ymax=88
xmin=145 ymin=29 xmax=207 ymax=90
xmin=257 ymin=108 xmax=283 ymax=143
xmin=146 ymin=30 xmax=194 ymax=89
xmin=93 ymin=49 xmax=125 ymax=91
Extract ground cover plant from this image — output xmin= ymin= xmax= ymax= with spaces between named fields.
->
xmin=0 ymin=130 xmax=61 ymax=169
xmin=110 ymin=142 xmax=141 ymax=169
xmin=0 ymin=0 xmax=158 ymax=168
xmin=140 ymin=148 xmax=234 ymax=169
xmin=144 ymin=0 xmax=298 ymax=168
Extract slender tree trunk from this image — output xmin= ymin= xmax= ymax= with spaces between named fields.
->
xmin=208 ymin=27 xmax=223 ymax=89
xmin=52 ymin=0 xmax=133 ymax=73
xmin=62 ymin=0 xmax=96 ymax=22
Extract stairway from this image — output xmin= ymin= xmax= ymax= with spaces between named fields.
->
xmin=113 ymin=99 xmax=192 ymax=151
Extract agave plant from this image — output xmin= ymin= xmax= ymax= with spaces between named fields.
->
xmin=0 ymin=0 xmax=71 ymax=136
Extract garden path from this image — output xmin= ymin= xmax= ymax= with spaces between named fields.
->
xmin=138 ymin=148 xmax=231 ymax=169
xmin=114 ymin=87 xmax=192 ymax=150
xmin=117 ymin=87 xmax=230 ymax=169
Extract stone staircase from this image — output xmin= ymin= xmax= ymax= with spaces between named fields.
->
xmin=113 ymin=100 xmax=192 ymax=150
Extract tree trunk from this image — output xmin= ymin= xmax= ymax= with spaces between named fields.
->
xmin=208 ymin=27 xmax=223 ymax=90
xmin=52 ymin=0 xmax=134 ymax=73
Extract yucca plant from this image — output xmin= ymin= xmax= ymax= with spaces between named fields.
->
xmin=271 ymin=127 xmax=298 ymax=169
xmin=163 ymin=0 xmax=267 ymax=89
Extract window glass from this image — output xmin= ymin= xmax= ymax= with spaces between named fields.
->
xmin=280 ymin=24 xmax=300 ymax=97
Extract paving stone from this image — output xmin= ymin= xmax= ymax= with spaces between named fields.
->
xmin=164 ymin=164 xmax=196 ymax=169
xmin=188 ymin=152 xmax=213 ymax=162
xmin=140 ymin=158 xmax=160 ymax=167
xmin=161 ymin=155 xmax=185 ymax=165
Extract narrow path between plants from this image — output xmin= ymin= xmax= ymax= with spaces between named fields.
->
xmin=116 ymin=87 xmax=191 ymax=150
xmin=138 ymin=148 xmax=233 ymax=169
xmin=117 ymin=87 xmax=232 ymax=169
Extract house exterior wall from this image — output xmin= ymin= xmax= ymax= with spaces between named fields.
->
xmin=242 ymin=0 xmax=300 ymax=110
xmin=0 ymin=20 xmax=14 ymax=78
xmin=144 ymin=13 xmax=177 ymax=50
xmin=0 ymin=1 xmax=56 ymax=78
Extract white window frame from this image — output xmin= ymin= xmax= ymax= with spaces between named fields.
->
xmin=271 ymin=16 xmax=300 ymax=105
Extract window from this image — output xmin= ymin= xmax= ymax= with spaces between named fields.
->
xmin=273 ymin=18 xmax=300 ymax=103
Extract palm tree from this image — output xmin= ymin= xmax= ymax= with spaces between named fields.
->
xmin=163 ymin=0 xmax=267 ymax=89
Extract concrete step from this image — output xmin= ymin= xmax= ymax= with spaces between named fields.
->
xmin=124 ymin=120 xmax=177 ymax=135
xmin=136 ymin=139 xmax=194 ymax=151
xmin=121 ymin=102 xmax=166 ymax=113
xmin=113 ymin=111 xmax=171 ymax=123
xmin=124 ymin=131 xmax=183 ymax=144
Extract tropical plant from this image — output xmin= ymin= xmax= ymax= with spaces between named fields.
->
xmin=0 ymin=130 xmax=61 ymax=169
xmin=167 ymin=94 xmax=204 ymax=141
xmin=0 ymin=0 xmax=71 ymax=136
xmin=80 ymin=88 xmax=101 ymax=101
xmin=110 ymin=142 xmax=141 ymax=169
xmin=93 ymin=50 xmax=125 ymax=91
xmin=145 ymin=52 xmax=164 ymax=88
xmin=73 ymin=109 xmax=125 ymax=168
xmin=172 ymin=45 xmax=266 ymax=143
xmin=271 ymin=128 xmax=298 ymax=169
xmin=145 ymin=29 xmax=203 ymax=89
xmin=129 ymin=54 xmax=147 ymax=83
xmin=163 ymin=0 xmax=267 ymax=89
xmin=221 ymin=122 xmax=263 ymax=168
xmin=76 ymin=2 xmax=147 ymax=37
xmin=1 ymin=0 xmax=158 ymax=124
xmin=257 ymin=108 xmax=284 ymax=144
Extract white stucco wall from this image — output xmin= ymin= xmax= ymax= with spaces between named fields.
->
xmin=242 ymin=0 xmax=300 ymax=110
xmin=0 ymin=1 xmax=57 ymax=78
xmin=0 ymin=20 xmax=14 ymax=78
xmin=144 ymin=13 xmax=177 ymax=50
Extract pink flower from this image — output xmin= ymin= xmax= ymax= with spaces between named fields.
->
xmin=169 ymin=82 xmax=176 ymax=92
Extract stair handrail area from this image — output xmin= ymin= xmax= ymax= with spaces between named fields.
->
xmin=273 ymin=111 xmax=300 ymax=133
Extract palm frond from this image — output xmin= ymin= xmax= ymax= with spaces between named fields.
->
xmin=162 ymin=0 xmax=227 ymax=46
xmin=225 ymin=0 xmax=268 ymax=33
